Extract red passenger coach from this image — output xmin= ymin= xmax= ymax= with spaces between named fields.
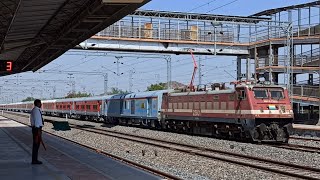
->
xmin=161 ymin=82 xmax=293 ymax=142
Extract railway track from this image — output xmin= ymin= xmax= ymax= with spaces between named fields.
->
xmin=4 ymin=111 xmax=320 ymax=180
xmin=290 ymin=136 xmax=320 ymax=143
xmin=2 ymin=112 xmax=181 ymax=180
xmin=270 ymin=143 xmax=320 ymax=154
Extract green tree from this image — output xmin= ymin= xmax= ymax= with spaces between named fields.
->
xmin=107 ymin=87 xmax=129 ymax=95
xmin=65 ymin=91 xmax=92 ymax=98
xmin=22 ymin=97 xmax=36 ymax=102
xmin=147 ymin=83 xmax=166 ymax=91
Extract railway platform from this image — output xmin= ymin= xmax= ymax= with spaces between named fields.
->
xmin=0 ymin=116 xmax=162 ymax=180
xmin=292 ymin=123 xmax=320 ymax=137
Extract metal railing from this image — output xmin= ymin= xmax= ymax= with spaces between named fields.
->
xmin=95 ymin=17 xmax=319 ymax=46
xmin=293 ymin=85 xmax=320 ymax=98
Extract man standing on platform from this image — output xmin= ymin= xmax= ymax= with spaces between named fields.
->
xmin=30 ymin=99 xmax=43 ymax=165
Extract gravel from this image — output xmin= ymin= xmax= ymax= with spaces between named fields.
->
xmin=3 ymin=112 xmax=314 ymax=180
xmin=289 ymin=136 xmax=320 ymax=148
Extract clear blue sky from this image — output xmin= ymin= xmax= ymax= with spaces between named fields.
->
xmin=0 ymin=0 xmax=317 ymax=102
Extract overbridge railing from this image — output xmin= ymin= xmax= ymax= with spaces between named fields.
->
xmin=293 ymin=85 xmax=320 ymax=98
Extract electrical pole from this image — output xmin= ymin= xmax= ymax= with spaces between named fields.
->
xmin=129 ymin=69 xmax=135 ymax=92
xmin=155 ymin=74 xmax=160 ymax=84
xmin=53 ymin=86 xmax=56 ymax=99
xmin=67 ymin=73 xmax=75 ymax=94
xmin=198 ymin=56 xmax=202 ymax=85
xmin=104 ymin=73 xmax=108 ymax=95
xmin=115 ymin=56 xmax=123 ymax=89
xmin=166 ymin=56 xmax=172 ymax=90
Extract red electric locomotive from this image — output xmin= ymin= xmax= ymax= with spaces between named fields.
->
xmin=160 ymin=81 xmax=293 ymax=143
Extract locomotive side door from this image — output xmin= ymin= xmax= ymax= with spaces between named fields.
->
xmin=235 ymin=88 xmax=246 ymax=112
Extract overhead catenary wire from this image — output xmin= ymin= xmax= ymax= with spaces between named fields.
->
xmin=187 ymin=0 xmax=218 ymax=13
xmin=206 ymin=0 xmax=240 ymax=14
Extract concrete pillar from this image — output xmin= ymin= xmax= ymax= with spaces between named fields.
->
xmin=293 ymin=74 xmax=297 ymax=84
xmin=308 ymin=74 xmax=313 ymax=85
xmin=310 ymin=105 xmax=314 ymax=117
xmin=246 ymin=57 xmax=251 ymax=81
xmin=273 ymin=73 xmax=279 ymax=84
xmin=316 ymin=106 xmax=320 ymax=126
xmin=237 ymin=56 xmax=242 ymax=80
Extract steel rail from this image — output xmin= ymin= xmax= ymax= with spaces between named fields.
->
xmin=290 ymin=136 xmax=320 ymax=142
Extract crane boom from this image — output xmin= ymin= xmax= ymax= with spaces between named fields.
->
xmin=189 ymin=50 xmax=198 ymax=91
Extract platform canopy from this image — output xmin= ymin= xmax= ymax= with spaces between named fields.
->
xmin=0 ymin=0 xmax=150 ymax=76
xmin=252 ymin=1 xmax=320 ymax=16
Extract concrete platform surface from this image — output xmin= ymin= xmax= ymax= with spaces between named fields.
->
xmin=0 ymin=116 xmax=161 ymax=180
xmin=0 ymin=117 xmax=70 ymax=180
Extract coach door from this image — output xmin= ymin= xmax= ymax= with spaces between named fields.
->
xmin=131 ymin=100 xmax=135 ymax=114
xmin=147 ymin=98 xmax=152 ymax=117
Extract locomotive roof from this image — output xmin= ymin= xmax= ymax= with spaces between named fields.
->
xmin=125 ymin=90 xmax=168 ymax=99
xmin=169 ymin=89 xmax=234 ymax=96
xmin=236 ymin=83 xmax=287 ymax=89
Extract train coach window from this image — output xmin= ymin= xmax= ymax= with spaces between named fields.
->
xmin=86 ymin=105 xmax=91 ymax=110
xmin=141 ymin=103 xmax=145 ymax=109
xmin=253 ymin=89 xmax=268 ymax=99
xmin=270 ymin=90 xmax=284 ymax=99
xmin=76 ymin=105 xmax=79 ymax=109
xmin=93 ymin=105 xmax=98 ymax=110
xmin=67 ymin=105 xmax=70 ymax=109
xmin=81 ymin=105 xmax=85 ymax=109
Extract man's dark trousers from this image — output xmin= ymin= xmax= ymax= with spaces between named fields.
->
xmin=32 ymin=127 xmax=41 ymax=162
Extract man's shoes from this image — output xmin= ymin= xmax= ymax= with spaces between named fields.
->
xmin=31 ymin=160 xmax=42 ymax=165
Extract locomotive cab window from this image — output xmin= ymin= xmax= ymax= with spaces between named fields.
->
xmin=253 ymin=89 xmax=268 ymax=99
xmin=270 ymin=89 xmax=284 ymax=99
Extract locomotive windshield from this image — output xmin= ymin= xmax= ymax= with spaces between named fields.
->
xmin=253 ymin=89 xmax=268 ymax=99
xmin=270 ymin=89 xmax=284 ymax=99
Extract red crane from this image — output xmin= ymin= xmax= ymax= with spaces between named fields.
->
xmin=189 ymin=50 xmax=198 ymax=91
